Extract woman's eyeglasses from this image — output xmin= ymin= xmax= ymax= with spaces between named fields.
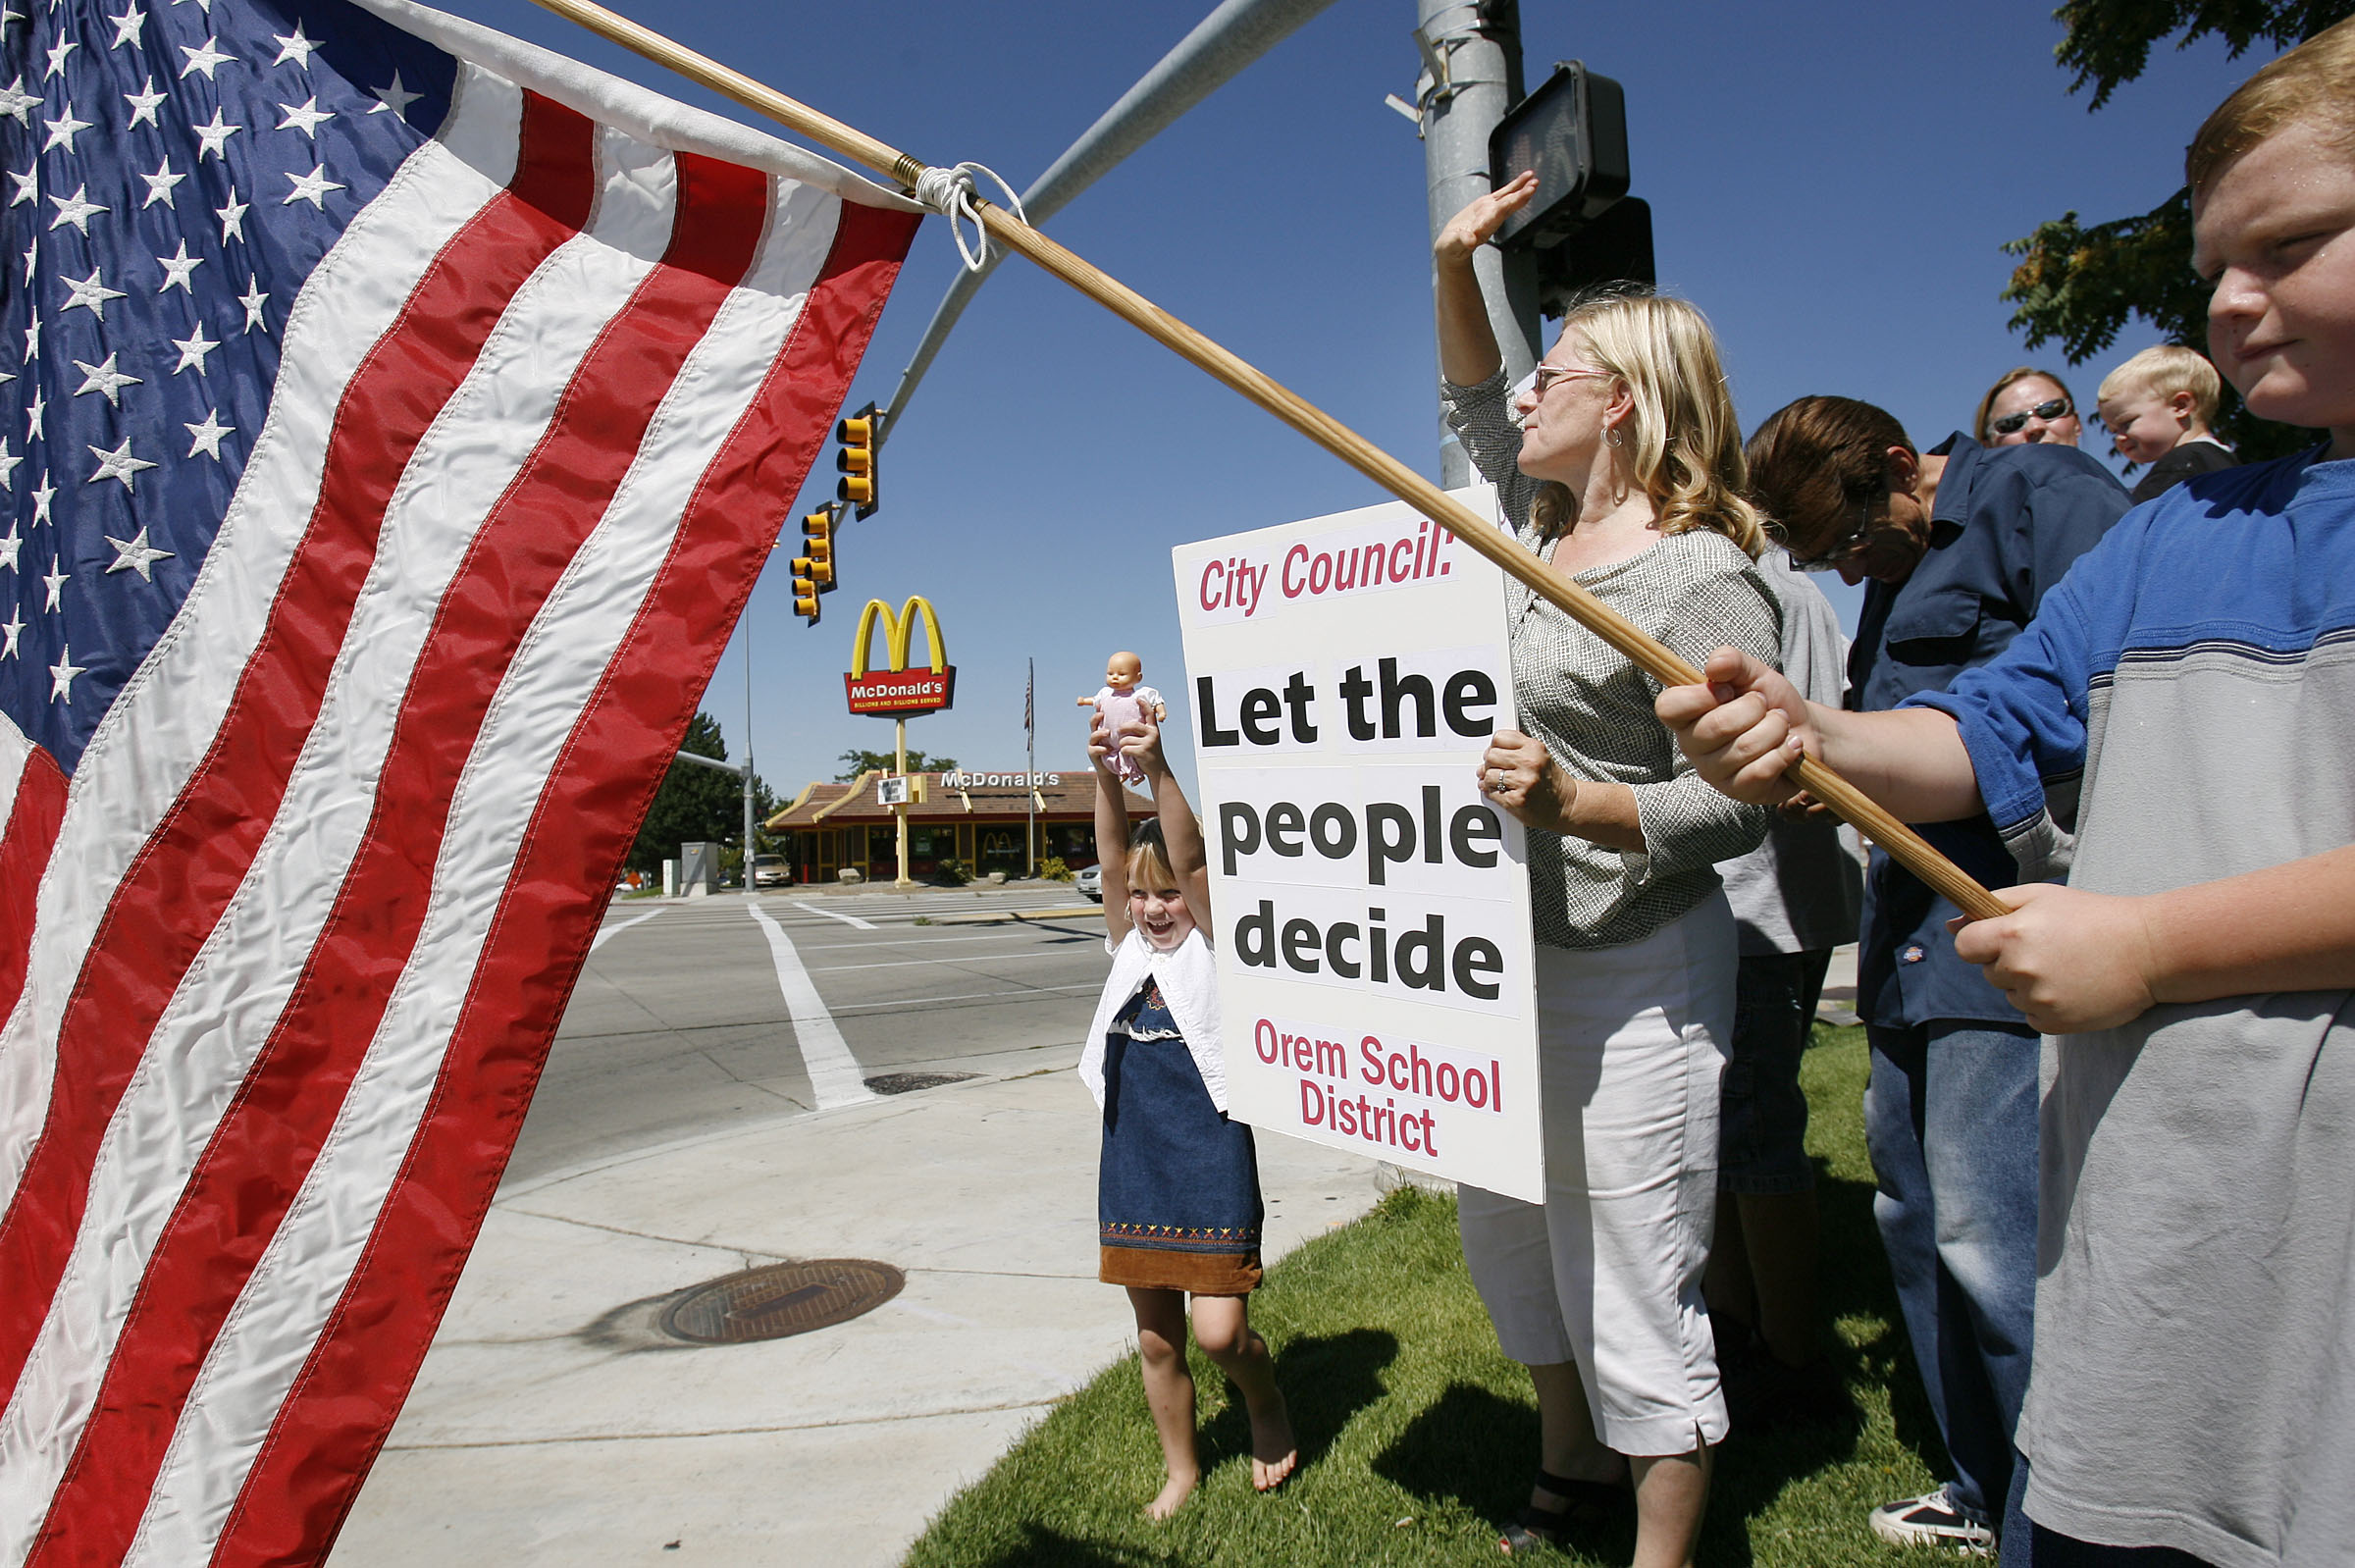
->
xmin=1989 ymin=396 xmax=2071 ymax=437
xmin=1526 ymin=363 xmax=1612 ymax=398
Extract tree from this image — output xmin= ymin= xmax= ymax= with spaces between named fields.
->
xmin=2000 ymin=0 xmax=2347 ymax=460
xmin=835 ymin=746 xmax=957 ymax=781
xmin=628 ymin=713 xmax=778 ymax=875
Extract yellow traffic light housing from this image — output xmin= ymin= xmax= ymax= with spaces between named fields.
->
xmin=835 ymin=402 xmax=878 ymax=518
xmin=791 ymin=505 xmax=834 ymax=625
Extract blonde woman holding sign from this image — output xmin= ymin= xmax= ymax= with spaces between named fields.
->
xmin=1436 ymin=173 xmax=1778 ymax=1566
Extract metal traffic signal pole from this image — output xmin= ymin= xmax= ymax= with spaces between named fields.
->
xmin=1413 ymin=0 xmax=1542 ymax=486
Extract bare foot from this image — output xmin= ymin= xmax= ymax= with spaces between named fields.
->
xmin=1248 ymin=1390 xmax=1297 ymax=1492
xmin=1146 ymin=1466 xmax=1199 ymax=1521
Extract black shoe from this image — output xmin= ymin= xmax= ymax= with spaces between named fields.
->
xmin=1498 ymin=1468 xmax=1628 ymax=1554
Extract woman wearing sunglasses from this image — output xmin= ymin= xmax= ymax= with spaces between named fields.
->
xmin=1974 ymin=366 xmax=2085 ymax=447
xmin=1435 ymin=169 xmax=1779 ymax=1567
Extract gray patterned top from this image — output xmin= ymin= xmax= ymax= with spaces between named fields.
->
xmin=1443 ymin=371 xmax=1778 ymax=950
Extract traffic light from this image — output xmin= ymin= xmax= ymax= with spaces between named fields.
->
xmin=1490 ymin=62 xmax=1654 ymax=315
xmin=791 ymin=504 xmax=836 ymax=624
xmin=835 ymin=402 xmax=878 ymax=518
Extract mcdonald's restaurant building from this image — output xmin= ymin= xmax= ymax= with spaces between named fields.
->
xmin=765 ymin=769 xmax=1154 ymax=885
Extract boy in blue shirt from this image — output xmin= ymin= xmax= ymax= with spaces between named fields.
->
xmin=1660 ymin=23 xmax=2355 ymax=1565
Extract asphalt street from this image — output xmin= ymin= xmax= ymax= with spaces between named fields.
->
xmin=504 ymin=885 xmax=1115 ymax=1185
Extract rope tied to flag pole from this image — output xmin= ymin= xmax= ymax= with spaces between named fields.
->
xmin=907 ymin=161 xmax=1031 ymax=273
xmin=524 ymin=0 xmax=2014 ymax=925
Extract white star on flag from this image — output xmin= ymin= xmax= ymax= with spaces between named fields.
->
xmin=104 ymin=528 xmax=175 ymax=582
xmin=216 ymin=189 xmax=247 ymax=240
xmin=141 ymin=158 xmax=184 ymax=208
xmin=156 ymin=239 xmax=202 ymax=292
xmin=0 ymin=74 xmax=36 ymax=123
xmin=191 ymin=105 xmax=238 ymax=158
xmin=271 ymin=22 xmax=318 ymax=67
xmin=170 ymin=321 xmax=217 ymax=373
xmin=40 ymin=103 xmax=90 ymax=151
xmin=0 ymin=606 xmax=20 ymax=659
xmin=42 ymin=32 xmax=73 ymax=77
xmin=238 ymin=276 xmax=266 ymax=332
xmin=62 ymin=265 xmax=128 ymax=319
xmin=276 ymin=95 xmax=331 ymax=136
xmin=24 ymin=388 xmax=41 ymax=439
xmin=41 ymin=553 xmax=66 ymax=610
xmin=283 ymin=164 xmax=340 ymax=208
xmin=47 ymin=183 xmax=106 ymax=233
xmin=124 ymin=75 xmax=166 ymax=127
xmin=0 ymin=525 xmax=18 ymax=571
xmin=0 ymin=437 xmax=18 ymax=489
xmin=7 ymin=166 xmax=32 ymax=205
xmin=183 ymin=407 xmax=232 ymax=458
xmin=72 ymin=353 xmax=140 ymax=405
xmin=87 ymin=436 xmax=159 ymax=489
xmin=179 ymin=34 xmax=233 ymax=78
xmin=106 ymin=3 xmax=143 ymax=48
xmin=368 ymin=71 xmax=419 ymax=116
xmin=30 ymin=473 xmax=52 ymax=523
xmin=47 ymin=642 xmax=82 ymax=702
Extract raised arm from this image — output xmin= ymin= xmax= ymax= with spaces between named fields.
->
xmin=1118 ymin=710 xmax=1213 ymax=935
xmin=1434 ymin=171 xmax=1537 ymax=389
xmin=1090 ymin=712 xmax=1135 ymax=948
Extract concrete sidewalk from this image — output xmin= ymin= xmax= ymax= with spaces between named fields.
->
xmin=330 ymin=1046 xmax=1383 ymax=1567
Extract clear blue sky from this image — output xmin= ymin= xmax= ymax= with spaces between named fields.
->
xmin=459 ymin=0 xmax=2261 ymax=803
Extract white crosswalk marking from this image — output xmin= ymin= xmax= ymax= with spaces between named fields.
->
xmin=745 ymin=898 xmax=874 ymax=1109
xmin=589 ymin=907 xmax=662 ymax=953
xmin=790 ymin=898 xmax=874 ymax=930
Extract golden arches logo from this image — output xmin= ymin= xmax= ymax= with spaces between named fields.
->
xmin=843 ymin=597 xmax=956 ymax=717
xmin=849 ymin=596 xmax=949 ymax=678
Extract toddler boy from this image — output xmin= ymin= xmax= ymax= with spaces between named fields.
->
xmin=2095 ymin=344 xmax=2238 ymax=502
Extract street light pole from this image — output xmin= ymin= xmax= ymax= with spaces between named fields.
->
xmin=743 ymin=612 xmax=757 ymax=896
xmin=893 ymin=714 xmax=913 ymax=889
xmin=1413 ymin=0 xmax=1539 ymax=487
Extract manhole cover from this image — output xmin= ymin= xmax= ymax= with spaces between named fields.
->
xmin=863 ymin=1071 xmax=979 ymax=1095
xmin=658 ymin=1260 xmax=905 ymax=1344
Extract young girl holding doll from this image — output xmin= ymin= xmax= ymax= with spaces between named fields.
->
xmin=1083 ymin=701 xmax=1295 ymax=1519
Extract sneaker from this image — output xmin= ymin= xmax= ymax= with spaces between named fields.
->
xmin=1868 ymin=1490 xmax=1996 ymax=1555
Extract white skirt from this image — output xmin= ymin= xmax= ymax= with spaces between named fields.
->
xmin=1457 ymin=891 xmax=1735 ymax=1455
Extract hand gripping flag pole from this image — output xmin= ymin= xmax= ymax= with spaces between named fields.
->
xmin=528 ymin=0 xmax=2013 ymax=922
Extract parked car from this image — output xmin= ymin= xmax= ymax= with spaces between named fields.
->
xmin=1075 ymin=863 xmax=1102 ymax=902
xmin=751 ymin=854 xmax=789 ymax=889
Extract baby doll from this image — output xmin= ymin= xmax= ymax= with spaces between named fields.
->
xmin=1078 ymin=652 xmax=1167 ymax=785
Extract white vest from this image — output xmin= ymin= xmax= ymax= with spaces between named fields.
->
xmin=1079 ymin=926 xmax=1227 ymax=1113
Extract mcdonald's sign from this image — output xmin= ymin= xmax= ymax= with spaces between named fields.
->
xmin=844 ymin=596 xmax=957 ymax=717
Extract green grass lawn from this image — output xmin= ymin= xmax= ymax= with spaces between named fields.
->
xmin=905 ymin=1025 xmax=1953 ymax=1566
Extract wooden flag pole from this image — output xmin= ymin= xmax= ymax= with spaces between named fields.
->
xmin=528 ymin=0 xmax=2011 ymax=923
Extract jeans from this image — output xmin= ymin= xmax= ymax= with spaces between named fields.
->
xmin=1865 ymin=1020 xmax=2040 ymax=1538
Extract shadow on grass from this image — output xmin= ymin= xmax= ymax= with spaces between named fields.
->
xmin=943 ymin=1523 xmax=1187 ymax=1568
xmin=1371 ymin=1382 xmax=1641 ymax=1563
xmin=1198 ymin=1327 xmax=1397 ymax=1476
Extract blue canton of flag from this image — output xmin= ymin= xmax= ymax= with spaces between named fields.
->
xmin=0 ymin=0 xmax=451 ymax=768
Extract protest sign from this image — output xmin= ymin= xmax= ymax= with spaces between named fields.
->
xmin=1173 ymin=491 xmax=1543 ymax=1202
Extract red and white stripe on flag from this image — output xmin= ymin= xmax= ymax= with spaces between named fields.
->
xmin=0 ymin=13 xmax=919 ymax=1566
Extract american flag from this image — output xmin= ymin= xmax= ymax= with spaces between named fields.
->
xmin=0 ymin=0 xmax=918 ymax=1560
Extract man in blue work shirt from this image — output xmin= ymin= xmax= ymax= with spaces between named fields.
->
xmin=1742 ymin=396 xmax=2127 ymax=1561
